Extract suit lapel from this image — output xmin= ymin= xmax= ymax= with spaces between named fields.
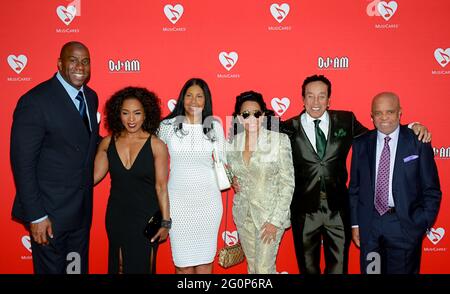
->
xmin=50 ymin=76 xmax=91 ymax=142
xmin=368 ymin=131 xmax=377 ymax=192
xmin=297 ymin=116 xmax=320 ymax=159
xmin=295 ymin=110 xmax=325 ymax=160
xmin=393 ymin=127 xmax=408 ymax=196
xmin=51 ymin=76 xmax=82 ymax=118
xmin=85 ymin=88 xmax=98 ymax=134
xmin=323 ymin=111 xmax=336 ymax=159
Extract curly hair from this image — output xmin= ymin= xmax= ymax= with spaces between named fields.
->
xmin=104 ymin=86 xmax=161 ymax=136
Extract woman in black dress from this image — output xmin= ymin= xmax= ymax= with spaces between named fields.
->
xmin=94 ymin=87 xmax=171 ymax=273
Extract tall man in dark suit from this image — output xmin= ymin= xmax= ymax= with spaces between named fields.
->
xmin=10 ymin=41 xmax=99 ymax=274
xmin=281 ymin=75 xmax=430 ymax=274
xmin=349 ymin=92 xmax=441 ymax=274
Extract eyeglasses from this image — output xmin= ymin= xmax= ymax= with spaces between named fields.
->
xmin=240 ymin=110 xmax=263 ymax=119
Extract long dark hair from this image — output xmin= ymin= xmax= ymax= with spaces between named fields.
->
xmin=162 ymin=78 xmax=216 ymax=140
xmin=228 ymin=90 xmax=277 ymax=138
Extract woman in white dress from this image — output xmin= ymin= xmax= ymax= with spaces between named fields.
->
xmin=158 ymin=78 xmax=225 ymax=274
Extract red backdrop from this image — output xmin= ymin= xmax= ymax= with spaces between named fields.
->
xmin=1 ymin=0 xmax=449 ymax=274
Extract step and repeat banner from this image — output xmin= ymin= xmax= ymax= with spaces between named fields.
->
xmin=1 ymin=0 xmax=449 ymax=274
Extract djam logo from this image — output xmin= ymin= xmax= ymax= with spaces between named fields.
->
xmin=433 ymin=146 xmax=450 ymax=159
xmin=318 ymin=56 xmax=349 ymax=70
xmin=108 ymin=59 xmax=141 ymax=73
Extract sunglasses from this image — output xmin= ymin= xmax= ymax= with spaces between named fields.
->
xmin=240 ymin=110 xmax=263 ymax=119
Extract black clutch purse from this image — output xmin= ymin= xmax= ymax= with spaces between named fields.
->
xmin=144 ymin=210 xmax=162 ymax=243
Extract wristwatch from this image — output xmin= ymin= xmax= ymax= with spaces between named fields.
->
xmin=161 ymin=218 xmax=172 ymax=229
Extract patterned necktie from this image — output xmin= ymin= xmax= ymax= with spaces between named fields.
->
xmin=374 ymin=136 xmax=391 ymax=215
xmin=75 ymin=91 xmax=90 ymax=133
xmin=314 ymin=119 xmax=326 ymax=159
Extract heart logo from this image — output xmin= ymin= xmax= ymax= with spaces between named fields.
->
xmin=270 ymin=3 xmax=290 ymax=23
xmin=427 ymin=227 xmax=445 ymax=245
xmin=56 ymin=5 xmax=77 ymax=26
xmin=377 ymin=1 xmax=397 ymax=21
xmin=167 ymin=99 xmax=177 ymax=112
xmin=222 ymin=230 xmax=239 ymax=246
xmin=434 ymin=48 xmax=450 ymax=68
xmin=7 ymin=54 xmax=28 ymax=74
xmin=219 ymin=52 xmax=238 ymax=71
xmin=21 ymin=235 xmax=32 ymax=253
xmin=164 ymin=4 xmax=184 ymax=24
xmin=271 ymin=97 xmax=290 ymax=116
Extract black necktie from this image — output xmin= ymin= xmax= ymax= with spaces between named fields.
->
xmin=314 ymin=119 xmax=326 ymax=159
xmin=75 ymin=91 xmax=90 ymax=133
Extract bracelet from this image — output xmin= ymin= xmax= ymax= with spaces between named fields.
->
xmin=161 ymin=218 xmax=172 ymax=229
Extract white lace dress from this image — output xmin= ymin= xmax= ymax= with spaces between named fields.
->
xmin=158 ymin=119 xmax=225 ymax=267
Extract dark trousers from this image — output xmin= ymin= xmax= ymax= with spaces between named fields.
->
xmin=30 ymin=227 xmax=90 ymax=274
xmin=291 ymin=196 xmax=350 ymax=274
xmin=360 ymin=210 xmax=422 ymax=274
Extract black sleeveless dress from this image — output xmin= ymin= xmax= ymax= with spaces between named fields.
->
xmin=106 ymin=136 xmax=159 ymax=273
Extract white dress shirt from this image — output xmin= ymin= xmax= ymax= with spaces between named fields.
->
xmin=375 ymin=126 xmax=400 ymax=208
xmin=300 ymin=111 xmax=329 ymax=153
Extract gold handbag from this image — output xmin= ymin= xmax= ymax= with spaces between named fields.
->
xmin=217 ymin=191 xmax=245 ymax=268
xmin=218 ymin=242 xmax=245 ymax=268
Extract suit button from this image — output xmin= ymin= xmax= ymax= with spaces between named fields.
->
xmin=75 ymin=146 xmax=80 ymax=152
xmin=320 ymin=162 xmax=325 ymax=166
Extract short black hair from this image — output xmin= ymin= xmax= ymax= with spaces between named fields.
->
xmin=301 ymin=74 xmax=332 ymax=98
xmin=228 ymin=90 xmax=277 ymax=137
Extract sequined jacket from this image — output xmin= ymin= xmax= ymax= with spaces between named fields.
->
xmin=227 ymin=128 xmax=295 ymax=229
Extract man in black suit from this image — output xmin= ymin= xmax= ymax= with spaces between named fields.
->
xmin=10 ymin=41 xmax=99 ymax=274
xmin=349 ymin=92 xmax=441 ymax=274
xmin=282 ymin=75 xmax=430 ymax=274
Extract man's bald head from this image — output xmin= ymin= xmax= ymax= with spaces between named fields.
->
xmin=371 ymin=92 xmax=400 ymax=112
xmin=371 ymin=92 xmax=402 ymax=135
xmin=59 ymin=41 xmax=89 ymax=59
xmin=57 ymin=41 xmax=91 ymax=89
